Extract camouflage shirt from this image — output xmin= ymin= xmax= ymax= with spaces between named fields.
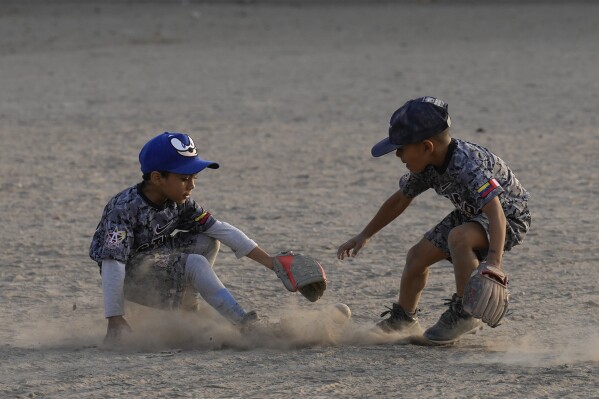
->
xmin=399 ymin=138 xmax=529 ymax=218
xmin=89 ymin=183 xmax=217 ymax=266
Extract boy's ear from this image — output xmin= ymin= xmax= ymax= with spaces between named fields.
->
xmin=149 ymin=171 xmax=164 ymax=184
xmin=423 ymin=139 xmax=434 ymax=153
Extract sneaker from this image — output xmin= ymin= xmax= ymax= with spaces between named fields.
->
xmin=241 ymin=310 xmax=258 ymax=324
xmin=424 ymin=294 xmax=483 ymax=344
xmin=238 ymin=310 xmax=261 ymax=334
xmin=376 ymin=303 xmax=421 ymax=334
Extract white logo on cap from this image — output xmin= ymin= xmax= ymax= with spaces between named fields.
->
xmin=422 ymin=96 xmax=447 ymax=108
xmin=170 ymin=136 xmax=198 ymax=157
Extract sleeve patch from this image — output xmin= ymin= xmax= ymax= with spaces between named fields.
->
xmin=105 ymin=228 xmax=127 ymax=248
xmin=194 ymin=211 xmax=212 ymax=225
xmin=477 ymin=178 xmax=500 ymax=198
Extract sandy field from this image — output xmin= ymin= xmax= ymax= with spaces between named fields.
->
xmin=1 ymin=1 xmax=598 ymax=398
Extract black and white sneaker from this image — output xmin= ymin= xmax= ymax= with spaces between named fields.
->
xmin=241 ymin=310 xmax=258 ymax=324
xmin=376 ymin=303 xmax=421 ymax=334
xmin=424 ymin=294 xmax=483 ymax=344
xmin=238 ymin=310 xmax=264 ymax=334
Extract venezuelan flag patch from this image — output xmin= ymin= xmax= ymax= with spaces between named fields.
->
xmin=194 ymin=211 xmax=212 ymax=225
xmin=477 ymin=178 xmax=500 ymax=198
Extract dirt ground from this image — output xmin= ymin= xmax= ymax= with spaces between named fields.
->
xmin=1 ymin=1 xmax=598 ymax=398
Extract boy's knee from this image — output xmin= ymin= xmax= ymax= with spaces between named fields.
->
xmin=447 ymin=224 xmax=486 ymax=253
xmin=403 ymin=237 xmax=448 ymax=276
xmin=186 ymin=253 xmax=210 ymax=266
xmin=179 ymin=234 xmax=220 ymax=258
xmin=404 ymin=244 xmax=430 ymax=275
xmin=190 ymin=236 xmax=220 ymax=265
xmin=185 ymin=254 xmax=212 ymax=277
xmin=447 ymin=228 xmax=468 ymax=251
xmin=405 ymin=245 xmax=420 ymax=265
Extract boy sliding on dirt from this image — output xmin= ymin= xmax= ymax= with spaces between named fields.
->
xmin=90 ymin=132 xmax=325 ymax=344
xmin=337 ymin=97 xmax=531 ymax=344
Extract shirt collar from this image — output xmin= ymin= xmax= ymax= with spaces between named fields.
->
xmin=136 ymin=182 xmax=168 ymax=210
xmin=434 ymin=138 xmax=457 ymax=174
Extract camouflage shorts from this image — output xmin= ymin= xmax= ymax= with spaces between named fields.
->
xmin=124 ymin=233 xmax=219 ymax=309
xmin=424 ymin=206 xmax=531 ymax=261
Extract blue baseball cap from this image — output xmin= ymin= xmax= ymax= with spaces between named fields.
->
xmin=139 ymin=132 xmax=219 ymax=174
xmin=371 ymin=96 xmax=451 ymax=157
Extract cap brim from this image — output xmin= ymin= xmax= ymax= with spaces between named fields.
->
xmin=169 ymin=158 xmax=220 ymax=175
xmin=371 ymin=137 xmax=402 ymax=157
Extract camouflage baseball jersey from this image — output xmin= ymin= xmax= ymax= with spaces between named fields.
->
xmin=399 ymin=138 xmax=530 ymax=219
xmin=89 ymin=182 xmax=217 ymax=266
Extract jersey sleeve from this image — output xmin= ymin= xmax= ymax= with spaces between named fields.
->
xmin=399 ymin=172 xmax=430 ymax=198
xmin=462 ymin=159 xmax=506 ymax=210
xmin=472 ymin=176 xmax=505 ymax=208
xmin=176 ymin=198 xmax=217 ymax=233
xmin=95 ymin=207 xmax=134 ymax=264
xmin=205 ymin=221 xmax=258 ymax=259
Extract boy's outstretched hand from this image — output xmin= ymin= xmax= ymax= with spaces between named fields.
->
xmin=337 ymin=234 xmax=370 ymax=260
xmin=103 ymin=315 xmax=132 ymax=346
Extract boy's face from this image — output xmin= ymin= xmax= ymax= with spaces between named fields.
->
xmin=395 ymin=142 xmax=431 ymax=173
xmin=156 ymin=173 xmax=197 ymax=204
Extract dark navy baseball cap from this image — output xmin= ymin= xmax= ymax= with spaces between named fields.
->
xmin=139 ymin=132 xmax=219 ymax=174
xmin=371 ymin=96 xmax=451 ymax=157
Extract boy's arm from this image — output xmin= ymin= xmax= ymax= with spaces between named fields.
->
xmin=359 ymin=190 xmax=413 ymax=238
xmin=481 ymin=196 xmax=507 ymax=268
xmin=246 ymin=246 xmax=274 ymax=270
xmin=338 ymin=190 xmax=413 ymax=259
xmin=101 ymin=259 xmax=132 ymax=344
xmin=205 ymin=221 xmax=274 ymax=270
xmin=102 ymin=259 xmax=126 ymax=317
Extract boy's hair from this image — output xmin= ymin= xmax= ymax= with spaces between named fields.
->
xmin=430 ymin=128 xmax=451 ymax=143
xmin=142 ymin=171 xmax=170 ymax=181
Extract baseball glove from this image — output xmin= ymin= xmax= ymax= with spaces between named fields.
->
xmin=273 ymin=251 xmax=327 ymax=302
xmin=462 ymin=263 xmax=509 ymax=328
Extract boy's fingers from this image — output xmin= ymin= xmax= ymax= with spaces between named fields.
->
xmin=337 ymin=241 xmax=353 ymax=259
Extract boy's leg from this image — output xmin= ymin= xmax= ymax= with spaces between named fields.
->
xmin=377 ymin=237 xmax=447 ymax=333
xmin=173 ymin=234 xmax=256 ymax=324
xmin=125 ymin=233 xmax=221 ymax=310
xmin=125 ymin=250 xmax=252 ymax=325
xmin=184 ymin=254 xmax=249 ymax=324
xmin=399 ymin=237 xmax=449 ymax=312
xmin=174 ymin=234 xmax=221 ymax=310
xmin=124 ymin=251 xmax=189 ymax=309
xmin=447 ymin=222 xmax=489 ymax=296
xmin=421 ymin=212 xmax=487 ymax=343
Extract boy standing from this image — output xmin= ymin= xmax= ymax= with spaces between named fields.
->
xmin=337 ymin=97 xmax=531 ymax=344
xmin=90 ymin=132 xmax=275 ymax=343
